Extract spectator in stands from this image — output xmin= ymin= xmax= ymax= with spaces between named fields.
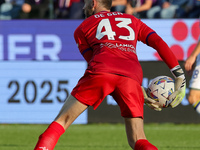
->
xmin=125 ymin=0 xmax=158 ymax=18
xmin=20 ymin=0 xmax=49 ymax=19
xmin=54 ymin=0 xmax=84 ymax=19
xmin=0 ymin=0 xmax=24 ymax=19
xmin=111 ymin=0 xmax=127 ymax=13
xmin=54 ymin=0 xmax=68 ymax=19
xmin=176 ymin=0 xmax=200 ymax=18
xmin=147 ymin=0 xmax=188 ymax=19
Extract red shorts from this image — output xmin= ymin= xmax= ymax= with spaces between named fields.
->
xmin=71 ymin=71 xmax=144 ymax=118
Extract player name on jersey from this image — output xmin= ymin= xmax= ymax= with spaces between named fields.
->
xmin=94 ymin=12 xmax=123 ymax=18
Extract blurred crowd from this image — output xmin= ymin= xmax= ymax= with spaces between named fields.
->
xmin=0 ymin=0 xmax=199 ymax=19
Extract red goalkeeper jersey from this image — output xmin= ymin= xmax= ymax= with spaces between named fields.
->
xmin=74 ymin=11 xmax=178 ymax=84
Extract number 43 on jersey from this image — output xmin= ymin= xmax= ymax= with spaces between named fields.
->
xmin=96 ymin=18 xmax=135 ymax=41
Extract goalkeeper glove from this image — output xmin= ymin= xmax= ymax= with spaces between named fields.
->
xmin=169 ymin=65 xmax=186 ymax=108
xmin=141 ymin=86 xmax=162 ymax=111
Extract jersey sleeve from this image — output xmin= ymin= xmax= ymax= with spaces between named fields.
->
xmin=137 ymin=20 xmax=179 ymax=69
xmin=137 ymin=20 xmax=155 ymax=44
xmin=74 ymin=25 xmax=93 ymax=63
xmin=147 ymin=32 xmax=179 ymax=69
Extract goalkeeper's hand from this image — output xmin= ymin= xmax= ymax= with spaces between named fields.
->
xmin=169 ymin=65 xmax=186 ymax=108
xmin=141 ymin=86 xmax=162 ymax=111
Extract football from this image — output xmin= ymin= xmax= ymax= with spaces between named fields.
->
xmin=147 ymin=76 xmax=175 ymax=108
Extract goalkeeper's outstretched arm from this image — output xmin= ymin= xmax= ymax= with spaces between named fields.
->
xmin=146 ymin=32 xmax=186 ymax=108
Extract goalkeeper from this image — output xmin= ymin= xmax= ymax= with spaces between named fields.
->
xmin=34 ymin=0 xmax=186 ymax=150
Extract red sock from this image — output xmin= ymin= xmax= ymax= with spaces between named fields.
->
xmin=34 ymin=121 xmax=65 ymax=150
xmin=134 ymin=139 xmax=158 ymax=150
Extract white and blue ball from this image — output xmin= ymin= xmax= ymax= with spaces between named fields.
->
xmin=147 ymin=76 xmax=174 ymax=108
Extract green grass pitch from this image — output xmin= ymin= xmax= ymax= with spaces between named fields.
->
xmin=0 ymin=123 xmax=200 ymax=150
